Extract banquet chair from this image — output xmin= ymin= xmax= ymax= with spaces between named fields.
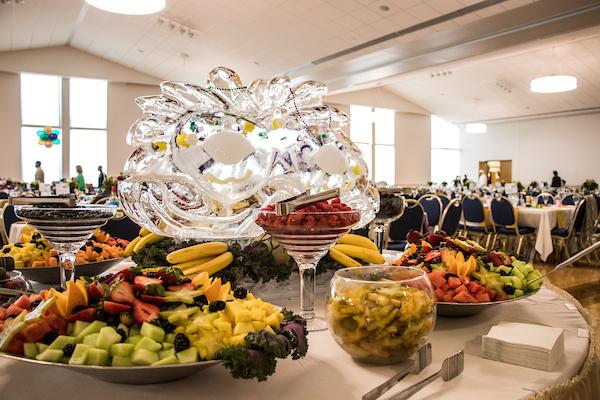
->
xmin=101 ymin=215 xmax=142 ymax=241
xmin=438 ymin=199 xmax=462 ymax=236
xmin=387 ymin=200 xmax=424 ymax=251
xmin=439 ymin=195 xmax=450 ymax=210
xmin=536 ymin=192 xmax=555 ymax=206
xmin=0 ymin=192 xmax=8 ymax=200
xmin=561 ymin=194 xmax=580 ymax=206
xmin=490 ymin=197 xmax=535 ymax=255
xmin=551 ymin=198 xmax=587 ymax=260
xmin=418 ymin=195 xmax=443 ymax=231
xmin=0 ymin=204 xmax=21 ymax=246
xmin=459 ymin=195 xmax=494 ymax=248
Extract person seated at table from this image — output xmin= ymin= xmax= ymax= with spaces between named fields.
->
xmin=551 ymin=171 xmax=563 ymax=188
xmin=34 ymin=161 xmax=44 ymax=183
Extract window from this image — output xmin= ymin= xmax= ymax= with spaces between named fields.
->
xmin=430 ymin=115 xmax=460 ymax=184
xmin=69 ymin=77 xmax=107 ymax=184
xmin=20 ymin=73 xmax=63 ymax=183
xmin=19 ymin=74 xmax=108 ymax=185
xmin=350 ymin=105 xmax=395 ymax=185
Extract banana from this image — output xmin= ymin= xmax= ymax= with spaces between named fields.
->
xmin=166 ymin=242 xmax=228 ymax=264
xmin=332 ymin=244 xmax=385 ymax=264
xmin=337 ymin=234 xmax=378 ymax=251
xmin=123 ymin=236 xmax=142 ymax=257
xmin=133 ymin=233 xmax=165 ymax=254
xmin=183 ymin=251 xmax=234 ymax=276
xmin=139 ymin=227 xmax=152 ymax=237
xmin=329 ymin=248 xmax=361 ymax=267
xmin=174 ymin=257 xmax=215 ymax=270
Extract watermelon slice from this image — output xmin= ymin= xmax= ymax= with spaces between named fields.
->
xmin=13 ymin=295 xmax=32 ymax=311
xmin=428 ymin=270 xmax=446 ymax=289
xmin=468 ymin=282 xmax=483 ymax=294
xmin=454 ymin=285 xmax=468 ymax=294
xmin=475 ymin=292 xmax=491 ymax=303
xmin=447 ymin=277 xmax=461 ymax=289
xmin=453 ymin=291 xmax=478 ymax=303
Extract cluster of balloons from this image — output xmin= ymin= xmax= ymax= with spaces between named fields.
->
xmin=37 ymin=127 xmax=60 ymax=148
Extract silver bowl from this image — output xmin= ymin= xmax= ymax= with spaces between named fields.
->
xmin=0 ymin=352 xmax=220 ymax=384
xmin=436 ymin=289 xmax=540 ymax=317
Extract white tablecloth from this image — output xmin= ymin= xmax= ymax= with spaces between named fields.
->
xmin=517 ymin=206 xmax=575 ymax=261
xmin=1 ymin=262 xmax=596 ymax=400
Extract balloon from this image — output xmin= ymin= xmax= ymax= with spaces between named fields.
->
xmin=53 ymin=139 xmax=60 ymax=144
xmin=49 ymin=133 xmax=57 ymax=140
xmin=45 ymin=142 xmax=53 ymax=148
xmin=38 ymin=139 xmax=44 ymax=145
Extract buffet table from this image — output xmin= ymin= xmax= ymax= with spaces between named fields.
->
xmin=1 ymin=263 xmax=598 ymax=400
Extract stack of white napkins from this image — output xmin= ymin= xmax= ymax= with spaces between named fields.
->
xmin=482 ymin=322 xmax=564 ymax=371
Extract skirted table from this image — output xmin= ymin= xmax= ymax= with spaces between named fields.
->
xmin=1 ymin=261 xmax=598 ymax=400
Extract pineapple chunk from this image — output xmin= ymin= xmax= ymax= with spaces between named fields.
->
xmin=232 ymin=322 xmax=254 ymax=336
xmin=252 ymin=321 xmax=266 ymax=331
xmin=234 ymin=310 xmax=252 ymax=324
xmin=214 ymin=321 xmax=232 ymax=336
xmin=227 ymin=334 xmax=246 ymax=346
xmin=265 ymin=312 xmax=283 ymax=330
xmin=251 ymin=308 xmax=266 ymax=321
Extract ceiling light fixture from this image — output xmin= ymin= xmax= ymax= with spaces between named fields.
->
xmin=85 ymin=0 xmax=165 ymax=15
xmin=530 ymin=75 xmax=577 ymax=93
xmin=465 ymin=123 xmax=487 ymax=134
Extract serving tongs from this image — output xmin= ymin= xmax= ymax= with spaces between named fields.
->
xmin=527 ymin=240 xmax=600 ymax=287
xmin=9 ymin=195 xmax=77 ymax=207
xmin=275 ymin=189 xmax=340 ymax=215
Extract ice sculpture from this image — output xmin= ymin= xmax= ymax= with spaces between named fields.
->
xmin=119 ymin=67 xmax=379 ymax=239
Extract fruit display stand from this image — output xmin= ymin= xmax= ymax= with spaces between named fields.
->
xmin=1 ymin=260 xmax=597 ymax=400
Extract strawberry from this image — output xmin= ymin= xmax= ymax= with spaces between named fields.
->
xmin=406 ymin=230 xmax=422 ymax=244
xmin=424 ymin=250 xmax=441 ymax=263
xmin=109 ymin=281 xmax=135 ymax=304
xmin=489 ymin=252 xmax=504 ymax=267
xmin=426 ymin=233 xmax=445 ymax=246
xmin=103 ymin=301 xmax=132 ymax=315
xmin=105 ymin=268 xmax=139 ymax=284
xmin=134 ymin=276 xmax=163 ymax=287
xmin=137 ymin=294 xmax=165 ymax=304
xmin=87 ymin=281 xmax=105 ymax=302
xmin=65 ymin=307 xmax=96 ymax=322
xmin=133 ymin=299 xmax=160 ymax=325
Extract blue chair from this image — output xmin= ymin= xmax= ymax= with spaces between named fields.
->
xmin=562 ymin=194 xmax=580 ymax=206
xmin=0 ymin=205 xmax=22 ymax=245
xmin=387 ymin=200 xmax=424 ymax=251
xmin=0 ymin=192 xmax=8 ymax=200
xmin=439 ymin=195 xmax=450 ymax=210
xmin=438 ymin=199 xmax=462 ymax=236
xmin=551 ymin=198 xmax=586 ymax=259
xmin=459 ymin=195 xmax=494 ymax=248
xmin=490 ymin=197 xmax=535 ymax=255
xmin=536 ymin=192 xmax=555 ymax=205
xmin=418 ymin=195 xmax=443 ymax=231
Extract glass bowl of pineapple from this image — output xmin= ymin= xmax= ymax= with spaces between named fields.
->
xmin=327 ymin=266 xmax=435 ymax=364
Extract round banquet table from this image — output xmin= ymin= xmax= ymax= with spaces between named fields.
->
xmin=0 ymin=263 xmax=598 ymax=400
xmin=516 ymin=206 xmax=575 ymax=262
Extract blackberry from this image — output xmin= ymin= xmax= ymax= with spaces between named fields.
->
xmin=503 ymin=285 xmax=516 ymax=295
xmin=116 ymin=328 xmax=127 ymax=342
xmin=233 ymin=287 xmax=247 ymax=299
xmin=62 ymin=344 xmax=75 ymax=357
xmin=430 ymin=257 xmax=441 ymax=264
xmin=30 ymin=300 xmax=42 ymax=309
xmin=499 ymin=269 xmax=509 ymax=276
xmin=2 ymin=247 xmax=10 ymax=254
xmin=32 ymin=233 xmax=42 ymax=241
xmin=106 ymin=314 xmax=120 ymax=327
xmin=14 ymin=243 xmax=23 ymax=248
xmin=95 ymin=310 xmax=109 ymax=322
xmin=208 ymin=300 xmax=226 ymax=313
xmin=53 ymin=286 xmax=65 ymax=293
xmin=193 ymin=295 xmax=208 ymax=307
xmin=147 ymin=272 xmax=159 ymax=279
xmin=159 ymin=302 xmax=183 ymax=311
xmin=119 ymin=311 xmax=134 ymax=326
xmin=156 ymin=317 xmax=176 ymax=333
xmin=6 ymin=314 xmax=18 ymax=319
xmin=92 ymin=246 xmax=103 ymax=254
xmin=416 ymin=254 xmax=425 ymax=263
xmin=173 ymin=333 xmax=190 ymax=353
xmin=85 ymin=241 xmax=94 ymax=247
xmin=41 ymin=331 xmax=58 ymax=345
xmin=180 ymin=278 xmax=192 ymax=284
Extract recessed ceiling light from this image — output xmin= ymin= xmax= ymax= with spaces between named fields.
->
xmin=137 ymin=48 xmax=144 ymax=53
xmin=465 ymin=123 xmax=487 ymax=134
xmin=530 ymin=75 xmax=577 ymax=93
xmin=180 ymin=52 xmax=189 ymax=59
xmin=379 ymin=5 xmax=390 ymax=11
xmin=85 ymin=0 xmax=165 ymax=15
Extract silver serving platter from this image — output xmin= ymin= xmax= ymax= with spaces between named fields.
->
xmin=16 ymin=258 xmax=124 ymax=284
xmin=436 ymin=288 xmax=540 ymax=317
xmin=0 ymin=352 xmax=220 ymax=384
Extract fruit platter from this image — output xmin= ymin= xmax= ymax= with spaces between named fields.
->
xmin=1 ymin=229 xmax=129 ymax=284
xmin=0 ymin=266 xmax=307 ymax=384
xmin=393 ymin=231 xmax=543 ymax=317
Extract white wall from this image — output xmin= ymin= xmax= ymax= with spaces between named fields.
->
xmin=326 ymin=87 xmax=431 ymax=186
xmin=460 ymin=112 xmax=600 ymax=186
xmin=0 ymin=46 xmax=161 ymax=180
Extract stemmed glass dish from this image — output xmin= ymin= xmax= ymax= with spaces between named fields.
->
xmin=255 ymin=204 xmax=360 ymax=331
xmin=13 ymin=205 xmax=117 ymax=288
xmin=369 ymin=188 xmax=405 ymax=253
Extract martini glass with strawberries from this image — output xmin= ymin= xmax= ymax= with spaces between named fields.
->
xmin=255 ymin=198 xmax=360 ymax=331
xmin=13 ymin=205 xmax=116 ymax=289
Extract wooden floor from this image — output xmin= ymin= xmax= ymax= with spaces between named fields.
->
xmin=537 ymin=260 xmax=600 ymax=353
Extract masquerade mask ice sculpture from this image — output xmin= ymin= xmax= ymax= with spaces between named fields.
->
xmin=119 ymin=67 xmax=379 ymax=239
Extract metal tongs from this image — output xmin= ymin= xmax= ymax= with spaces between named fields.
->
xmin=275 ymin=188 xmax=340 ymax=215
xmin=528 ymin=240 xmax=600 ymax=286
